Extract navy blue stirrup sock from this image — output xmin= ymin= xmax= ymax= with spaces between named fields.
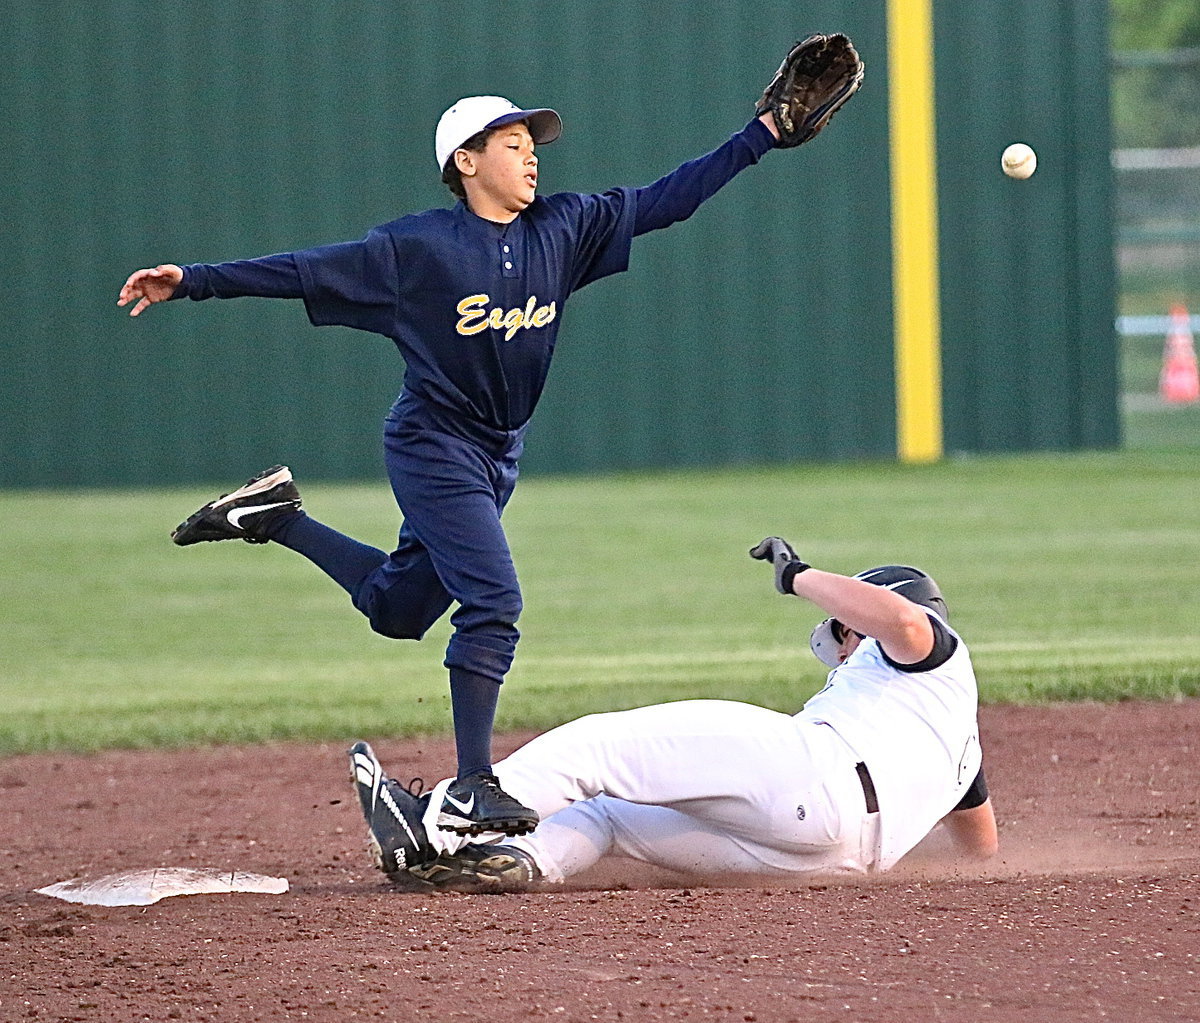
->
xmin=449 ymin=668 xmax=500 ymax=778
xmin=260 ymin=511 xmax=388 ymax=595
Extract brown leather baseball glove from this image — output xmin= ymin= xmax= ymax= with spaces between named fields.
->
xmin=756 ymin=34 xmax=865 ymax=147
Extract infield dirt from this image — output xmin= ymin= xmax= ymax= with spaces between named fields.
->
xmin=3 ymin=701 xmax=1198 ymax=1022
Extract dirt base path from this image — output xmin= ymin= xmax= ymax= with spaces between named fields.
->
xmin=3 ymin=701 xmax=1198 ymax=1022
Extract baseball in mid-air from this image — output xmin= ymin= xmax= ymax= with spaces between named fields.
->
xmin=1001 ymin=142 xmax=1037 ymax=179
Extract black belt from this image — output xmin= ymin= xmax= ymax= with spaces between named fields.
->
xmin=855 ymin=761 xmax=879 ymax=814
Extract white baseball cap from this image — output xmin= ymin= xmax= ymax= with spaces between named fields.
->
xmin=435 ymin=95 xmax=562 ymax=171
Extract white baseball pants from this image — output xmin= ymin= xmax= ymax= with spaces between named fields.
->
xmin=423 ymin=700 xmax=879 ymax=882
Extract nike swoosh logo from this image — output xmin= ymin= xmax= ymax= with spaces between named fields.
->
xmin=443 ymin=792 xmax=475 ymax=815
xmin=227 ymin=501 xmax=293 ymax=528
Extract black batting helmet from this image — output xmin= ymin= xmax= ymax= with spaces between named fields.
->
xmin=852 ymin=565 xmax=948 ymax=621
xmin=809 ymin=565 xmax=948 ymax=667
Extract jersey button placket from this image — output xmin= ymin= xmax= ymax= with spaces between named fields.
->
xmin=500 ymin=240 xmax=518 ymax=278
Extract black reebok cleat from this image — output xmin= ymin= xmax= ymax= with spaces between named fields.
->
xmin=436 ymin=771 xmax=539 ymax=837
xmin=410 ymin=843 xmax=541 ymax=892
xmin=171 ymin=464 xmax=301 ymax=546
xmin=348 ymin=741 xmax=434 ymax=878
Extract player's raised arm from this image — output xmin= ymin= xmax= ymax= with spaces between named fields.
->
xmin=791 ymin=568 xmax=935 ymax=666
xmin=117 ymin=264 xmax=183 ymax=317
xmin=749 ymin=537 xmax=936 ymax=665
xmin=629 ymin=34 xmax=862 ymax=238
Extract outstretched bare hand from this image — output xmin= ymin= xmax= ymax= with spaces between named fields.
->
xmin=118 ymin=264 xmax=183 ymax=317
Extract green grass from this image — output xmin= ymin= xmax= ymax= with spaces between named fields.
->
xmin=1125 ymin=400 xmax=1200 ymax=450
xmin=3 ymin=451 xmax=1200 ymax=755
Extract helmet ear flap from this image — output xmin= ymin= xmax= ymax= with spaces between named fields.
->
xmin=809 ymin=618 xmax=842 ymax=667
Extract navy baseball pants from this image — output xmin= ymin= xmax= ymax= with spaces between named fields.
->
xmin=263 ymin=400 xmax=525 ymax=777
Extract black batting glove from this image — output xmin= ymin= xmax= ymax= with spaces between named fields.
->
xmin=749 ymin=536 xmax=811 ymax=595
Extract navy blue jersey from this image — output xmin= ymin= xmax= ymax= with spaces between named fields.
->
xmin=175 ymin=119 xmax=775 ymax=434
xmin=293 ymin=188 xmax=637 ymax=431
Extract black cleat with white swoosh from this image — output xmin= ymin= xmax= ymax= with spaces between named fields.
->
xmin=171 ymin=465 xmax=302 ymax=546
xmin=436 ymin=770 xmax=539 ymax=837
xmin=348 ymin=740 xmax=434 ymax=879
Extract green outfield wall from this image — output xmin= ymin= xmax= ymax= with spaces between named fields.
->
xmin=0 ymin=1 xmax=1115 ymax=487
xmin=936 ymin=3 xmax=1118 ymax=453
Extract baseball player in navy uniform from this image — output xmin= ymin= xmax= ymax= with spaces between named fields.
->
xmin=117 ymin=96 xmax=796 ymax=837
xmin=118 ymin=37 xmax=863 ymax=840
xmin=347 ymin=537 xmax=997 ymax=888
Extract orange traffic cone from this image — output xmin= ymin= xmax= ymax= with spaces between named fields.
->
xmin=1159 ymin=303 xmax=1200 ymax=404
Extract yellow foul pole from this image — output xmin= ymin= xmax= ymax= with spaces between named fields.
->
xmin=887 ymin=0 xmax=943 ymax=462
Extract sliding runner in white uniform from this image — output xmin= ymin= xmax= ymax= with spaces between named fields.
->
xmin=348 ymin=536 xmax=998 ymax=889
